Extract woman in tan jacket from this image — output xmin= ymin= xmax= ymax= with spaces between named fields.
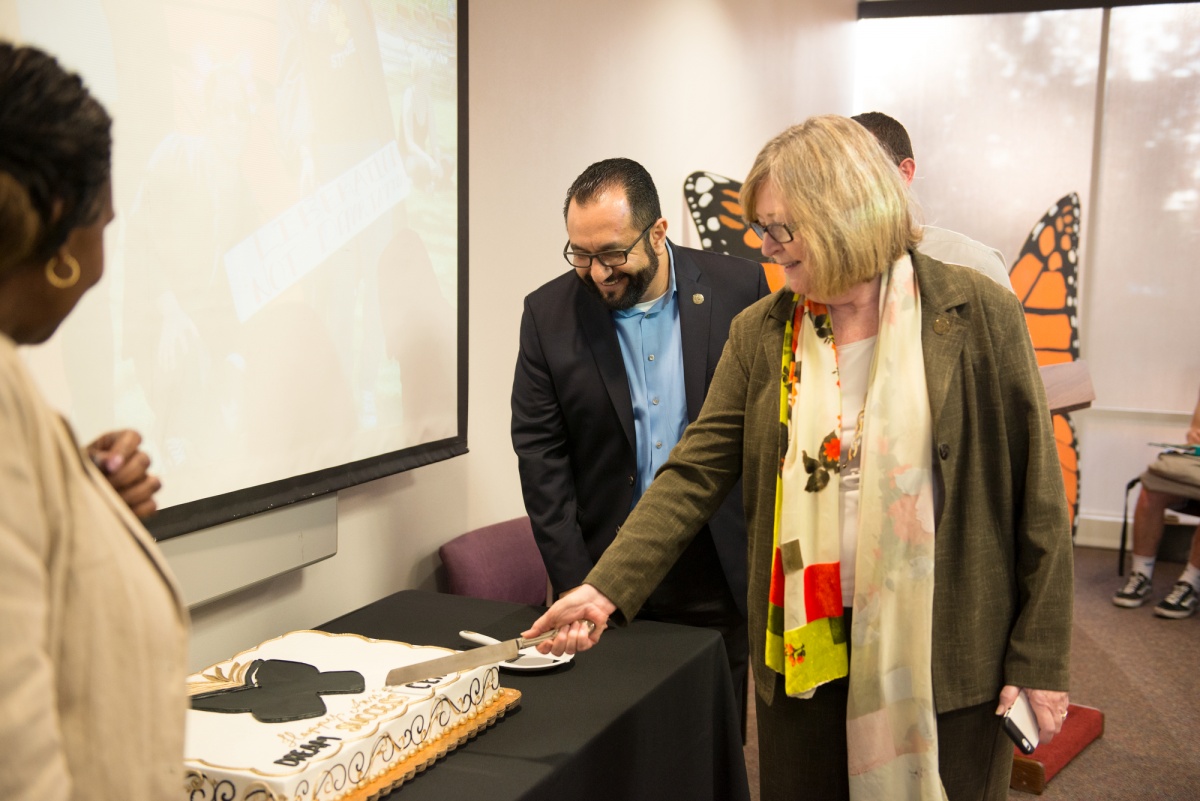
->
xmin=0 ymin=43 xmax=189 ymax=800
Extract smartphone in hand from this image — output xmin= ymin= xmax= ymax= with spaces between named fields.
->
xmin=1003 ymin=690 xmax=1040 ymax=755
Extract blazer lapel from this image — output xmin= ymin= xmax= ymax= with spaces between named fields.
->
xmin=765 ymin=291 xmax=796 ymax=465
xmin=577 ymin=287 xmax=636 ymax=448
xmin=673 ymin=245 xmax=711 ymax=422
xmin=913 ymin=253 xmax=970 ymax=432
xmin=765 ymin=290 xmax=796 ymax=373
xmin=58 ymin=416 xmax=188 ymax=621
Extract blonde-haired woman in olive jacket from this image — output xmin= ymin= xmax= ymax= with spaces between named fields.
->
xmin=526 ymin=116 xmax=1073 ymax=801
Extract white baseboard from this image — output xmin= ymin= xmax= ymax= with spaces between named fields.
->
xmin=1075 ymin=515 xmax=1123 ymax=550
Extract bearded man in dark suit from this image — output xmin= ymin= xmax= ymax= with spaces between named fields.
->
xmin=511 ymin=158 xmax=769 ymax=729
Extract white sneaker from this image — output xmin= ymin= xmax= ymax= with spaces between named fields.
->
xmin=1154 ymin=582 xmax=1198 ymax=619
xmin=1112 ymin=572 xmax=1152 ymax=608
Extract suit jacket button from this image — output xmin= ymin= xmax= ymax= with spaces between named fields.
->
xmin=628 ymin=475 xmax=635 ymax=485
xmin=938 ymin=443 xmax=951 ymax=460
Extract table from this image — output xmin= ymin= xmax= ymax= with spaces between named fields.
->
xmin=318 ymin=590 xmax=750 ymax=801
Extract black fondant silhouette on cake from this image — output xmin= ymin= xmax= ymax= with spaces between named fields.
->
xmin=190 ymin=659 xmax=365 ymax=723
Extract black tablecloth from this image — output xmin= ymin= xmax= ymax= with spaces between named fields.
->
xmin=318 ymin=590 xmax=750 ymax=801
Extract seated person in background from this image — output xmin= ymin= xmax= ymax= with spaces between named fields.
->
xmin=1113 ymin=386 xmax=1200 ymax=619
xmin=852 ymin=111 xmax=1013 ymax=291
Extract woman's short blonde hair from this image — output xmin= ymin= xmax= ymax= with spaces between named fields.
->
xmin=741 ymin=115 xmax=922 ymax=298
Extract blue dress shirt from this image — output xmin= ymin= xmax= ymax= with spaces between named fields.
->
xmin=611 ymin=244 xmax=687 ymax=509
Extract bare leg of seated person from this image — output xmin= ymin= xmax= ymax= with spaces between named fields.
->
xmin=1114 ymin=487 xmax=1175 ymax=608
xmin=1114 ymin=488 xmax=1200 ymax=618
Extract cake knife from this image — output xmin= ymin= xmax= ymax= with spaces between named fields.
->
xmin=385 ymin=629 xmax=570 ymax=686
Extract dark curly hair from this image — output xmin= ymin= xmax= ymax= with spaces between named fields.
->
xmin=563 ymin=157 xmax=662 ymax=231
xmin=0 ymin=42 xmax=112 ymax=274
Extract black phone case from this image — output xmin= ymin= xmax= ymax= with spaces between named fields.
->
xmin=1003 ymin=714 xmax=1037 ymax=755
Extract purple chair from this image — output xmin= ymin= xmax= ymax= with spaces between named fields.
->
xmin=438 ymin=516 xmax=549 ymax=606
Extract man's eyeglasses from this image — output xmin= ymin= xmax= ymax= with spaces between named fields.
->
xmin=749 ymin=221 xmax=796 ymax=244
xmin=563 ymin=221 xmax=654 ymax=269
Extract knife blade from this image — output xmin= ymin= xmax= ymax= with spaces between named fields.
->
xmin=385 ymin=630 xmax=559 ymax=686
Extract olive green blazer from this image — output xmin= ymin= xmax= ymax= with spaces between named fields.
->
xmin=588 ymin=253 xmax=1073 ymax=713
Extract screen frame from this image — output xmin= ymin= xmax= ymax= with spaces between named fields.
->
xmin=149 ymin=3 xmax=469 ymax=541
xmin=858 ymin=0 xmax=1170 ymax=18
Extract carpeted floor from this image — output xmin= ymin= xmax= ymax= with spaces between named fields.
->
xmin=1015 ymin=545 xmax=1200 ymax=799
xmin=741 ymin=546 xmax=1200 ymax=800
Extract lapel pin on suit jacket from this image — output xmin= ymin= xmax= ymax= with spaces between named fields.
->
xmin=692 ymin=293 xmax=705 ymax=305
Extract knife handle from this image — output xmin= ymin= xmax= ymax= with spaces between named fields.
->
xmin=515 ymin=630 xmax=557 ymax=649
xmin=515 ymin=621 xmax=595 ymax=650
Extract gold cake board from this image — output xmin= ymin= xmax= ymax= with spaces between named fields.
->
xmin=349 ymin=687 xmax=522 ymax=801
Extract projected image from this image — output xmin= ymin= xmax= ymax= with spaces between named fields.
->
xmin=9 ymin=0 xmax=460 ymax=519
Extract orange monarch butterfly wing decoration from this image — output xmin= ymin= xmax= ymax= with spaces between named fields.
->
xmin=1008 ymin=193 xmax=1082 ymax=535
xmin=683 ymin=171 xmax=787 ymax=292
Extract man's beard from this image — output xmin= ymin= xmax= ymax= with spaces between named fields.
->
xmin=581 ymin=243 xmax=659 ymax=311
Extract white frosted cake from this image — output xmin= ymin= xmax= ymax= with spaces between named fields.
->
xmin=182 ymin=630 xmax=518 ymax=801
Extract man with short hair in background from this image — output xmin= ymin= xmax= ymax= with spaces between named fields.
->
xmin=853 ymin=111 xmax=1013 ymax=290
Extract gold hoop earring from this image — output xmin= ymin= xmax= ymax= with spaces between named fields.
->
xmin=45 ymin=254 xmax=81 ymax=290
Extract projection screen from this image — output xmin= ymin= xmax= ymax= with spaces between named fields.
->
xmin=4 ymin=0 xmax=466 ymax=538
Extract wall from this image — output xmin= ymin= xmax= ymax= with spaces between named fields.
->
xmin=853 ymin=6 xmax=1200 ymax=550
xmin=184 ymin=0 xmax=857 ymax=670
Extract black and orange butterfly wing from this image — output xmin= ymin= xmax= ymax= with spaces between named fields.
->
xmin=1010 ymin=193 xmax=1081 ymax=365
xmin=683 ymin=171 xmax=787 ymax=292
xmin=1009 ymin=193 xmax=1082 ymax=534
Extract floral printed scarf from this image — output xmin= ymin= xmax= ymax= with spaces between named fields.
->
xmin=765 ymin=254 xmax=946 ymax=800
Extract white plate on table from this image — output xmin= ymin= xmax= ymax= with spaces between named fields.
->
xmin=459 ymin=630 xmax=574 ymax=672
